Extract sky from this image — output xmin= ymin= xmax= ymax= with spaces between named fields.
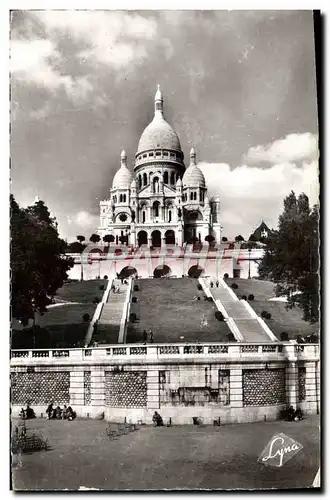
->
xmin=10 ymin=10 xmax=319 ymax=241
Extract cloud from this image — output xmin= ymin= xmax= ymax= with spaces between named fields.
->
xmin=74 ymin=211 xmax=99 ymax=229
xmin=198 ymin=153 xmax=319 ymax=238
xmin=10 ymin=39 xmax=95 ymax=102
xmin=244 ymin=132 xmax=318 ymax=165
xmin=33 ymin=11 xmax=158 ymax=68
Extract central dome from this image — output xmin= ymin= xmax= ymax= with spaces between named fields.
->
xmin=137 ymin=86 xmax=182 ymax=154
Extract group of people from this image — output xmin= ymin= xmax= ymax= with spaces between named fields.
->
xmin=46 ymin=403 xmax=76 ymax=421
xmin=19 ymin=404 xmax=36 ymax=420
xmin=209 ymin=281 xmax=219 ymax=288
xmin=143 ymin=329 xmax=154 ymax=344
xmin=287 ymin=406 xmax=303 ymax=422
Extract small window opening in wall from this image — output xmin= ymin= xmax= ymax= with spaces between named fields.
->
xmin=143 ymin=154 xmax=147 ymax=158
xmin=27 ymin=367 xmax=35 ymax=373
xmin=149 ymin=152 xmax=153 ymax=157
xmin=156 ymin=151 xmax=161 ymax=157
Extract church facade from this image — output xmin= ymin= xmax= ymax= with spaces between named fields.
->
xmin=98 ymin=87 xmax=222 ymax=247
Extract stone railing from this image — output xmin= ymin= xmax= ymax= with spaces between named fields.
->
xmin=10 ymin=343 xmax=319 ymax=365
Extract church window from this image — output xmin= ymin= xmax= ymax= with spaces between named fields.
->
xmin=164 ymin=171 xmax=169 ymax=184
xmin=143 ymin=154 xmax=147 ymax=158
xmin=168 ymin=210 xmax=172 ymax=223
xmin=143 ymin=173 xmax=147 ymax=186
xmin=153 ymin=177 xmax=160 ymax=193
xmin=170 ymin=153 xmax=175 ymax=159
xmin=190 ymin=192 xmax=193 ymax=201
xmin=176 ymin=173 xmax=180 ymax=181
xmin=194 ymin=192 xmax=197 ymax=201
xmin=119 ymin=194 xmax=122 ymax=203
xmin=153 ymin=201 xmax=160 ymax=217
xmin=142 ymin=211 xmax=146 ymax=223
xmin=163 ymin=152 xmax=169 ymax=157
xmin=170 ymin=172 xmax=175 ymax=185
xmin=119 ymin=213 xmax=127 ymax=222
xmin=156 ymin=151 xmax=161 ymax=157
xmin=138 ymin=175 xmax=142 ymax=189
xmin=148 ymin=152 xmax=153 ymax=157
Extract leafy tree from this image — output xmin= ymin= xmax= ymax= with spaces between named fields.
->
xmin=67 ymin=241 xmax=84 ymax=253
xmin=205 ymin=234 xmax=215 ymax=243
xmin=11 ymin=196 xmax=74 ymax=326
xmin=258 ymin=191 xmax=319 ymax=324
xmin=77 ymin=235 xmax=85 ymax=243
xmin=103 ymin=234 xmax=115 ymax=245
xmin=235 ymin=235 xmax=245 ymax=242
xmin=89 ymin=233 xmax=101 ymax=244
xmin=221 ymin=236 xmax=228 ymax=242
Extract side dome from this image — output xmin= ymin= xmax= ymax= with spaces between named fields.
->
xmin=182 ymin=147 xmax=205 ymax=187
xmin=112 ymin=150 xmax=133 ymax=189
xmin=182 ymin=165 xmax=206 ymax=188
xmin=137 ymin=86 xmax=182 ymax=153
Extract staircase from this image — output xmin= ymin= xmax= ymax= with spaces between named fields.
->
xmin=94 ymin=279 xmax=129 ymax=345
xmin=203 ymin=278 xmax=276 ymax=343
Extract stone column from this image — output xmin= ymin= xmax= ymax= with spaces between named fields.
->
xmin=69 ymin=370 xmax=84 ymax=409
xmin=147 ymin=368 xmax=160 ymax=410
xmin=305 ymin=361 xmax=318 ymax=414
xmin=230 ymin=368 xmax=243 ymax=408
xmin=161 ymin=236 xmax=166 ymax=247
xmin=90 ymin=367 xmax=105 ymax=418
xmin=286 ymin=361 xmax=298 ymax=408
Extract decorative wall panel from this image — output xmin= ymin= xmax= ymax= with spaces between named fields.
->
xmin=84 ymin=371 xmax=91 ymax=405
xmin=159 ymin=369 xmax=230 ymax=406
xmin=243 ymin=369 xmax=285 ymax=407
xmin=105 ymin=371 xmax=147 ymax=408
xmin=11 ymin=372 xmax=70 ymax=405
xmin=298 ymin=367 xmax=306 ymax=402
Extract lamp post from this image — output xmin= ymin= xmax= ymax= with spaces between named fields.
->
xmin=248 ymin=246 xmax=251 ymax=279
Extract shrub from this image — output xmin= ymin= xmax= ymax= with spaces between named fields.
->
xmin=93 ymin=296 xmax=100 ymax=304
xmin=231 ymin=283 xmax=238 ymax=289
xmin=99 ymin=285 xmax=105 ymax=291
xmin=261 ymin=310 xmax=268 ymax=318
xmin=241 ymin=295 xmax=247 ymax=300
xmin=197 ymin=297 xmax=200 ymax=301
xmin=227 ymin=333 xmax=236 ymax=342
xmin=133 ymin=285 xmax=139 ymax=292
xmin=131 ymin=296 xmax=137 ymax=303
xmin=208 ymin=296 xmax=213 ymax=302
xmin=215 ymin=311 xmax=224 ymax=321
xmin=223 ymin=273 xmax=229 ymax=279
xmin=280 ymin=331 xmax=289 ymax=341
xmin=248 ymin=294 xmax=255 ymax=301
xmin=104 ymin=275 xmax=108 ymax=280
xmin=129 ymin=313 xmax=137 ymax=322
xmin=265 ymin=312 xmax=271 ymax=320
xmin=197 ymin=284 xmax=203 ymax=291
xmin=82 ymin=313 xmax=90 ymax=322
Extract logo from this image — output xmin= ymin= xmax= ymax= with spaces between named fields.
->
xmin=258 ymin=433 xmax=303 ymax=468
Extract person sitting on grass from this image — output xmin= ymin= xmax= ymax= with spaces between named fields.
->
xmin=67 ymin=406 xmax=76 ymax=421
xmin=287 ymin=406 xmax=295 ymax=422
xmin=62 ymin=405 xmax=68 ymax=420
xmin=295 ymin=408 xmax=303 ymax=421
xmin=19 ymin=408 xmax=26 ymax=419
xmin=54 ymin=406 xmax=62 ymax=420
xmin=46 ymin=403 xmax=54 ymax=420
xmin=152 ymin=411 xmax=164 ymax=427
xmin=25 ymin=404 xmax=36 ymax=419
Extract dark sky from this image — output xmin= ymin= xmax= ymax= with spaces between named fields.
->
xmin=10 ymin=10 xmax=318 ymax=240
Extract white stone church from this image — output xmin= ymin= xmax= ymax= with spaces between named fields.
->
xmin=98 ymin=86 xmax=222 ymax=247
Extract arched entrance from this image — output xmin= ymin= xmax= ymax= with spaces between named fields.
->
xmin=188 ymin=265 xmax=204 ymax=278
xmin=153 ymin=265 xmax=172 ymax=278
xmin=151 ymin=230 xmax=161 ymax=247
xmin=137 ymin=230 xmax=148 ymax=246
xmin=165 ymin=229 xmax=175 ymax=245
xmin=119 ymin=266 xmax=138 ymax=279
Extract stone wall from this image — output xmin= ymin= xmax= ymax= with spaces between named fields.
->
xmin=10 ymin=343 xmax=320 ymax=424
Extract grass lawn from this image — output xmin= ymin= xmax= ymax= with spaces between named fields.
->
xmin=11 ymin=416 xmax=320 ymax=490
xmin=225 ymin=278 xmax=319 ymax=340
xmin=126 ymin=278 xmax=232 ymax=344
xmin=11 ymin=279 xmax=107 ymax=349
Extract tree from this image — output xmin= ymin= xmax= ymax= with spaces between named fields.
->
xmin=258 ymin=191 xmax=319 ymax=324
xmin=77 ymin=235 xmax=85 ymax=244
xmin=103 ymin=234 xmax=115 ymax=245
xmin=89 ymin=233 xmax=101 ymax=244
xmin=221 ymin=236 xmax=228 ymax=242
xmin=11 ymin=196 xmax=74 ymax=326
xmin=235 ymin=235 xmax=245 ymax=242
xmin=67 ymin=241 xmax=84 ymax=253
xmin=248 ymin=234 xmax=257 ymax=242
xmin=205 ymin=234 xmax=215 ymax=243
